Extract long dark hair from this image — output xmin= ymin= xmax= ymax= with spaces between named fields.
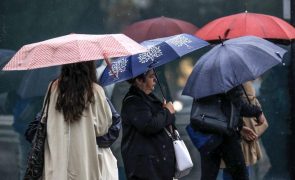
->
xmin=56 ymin=61 xmax=97 ymax=122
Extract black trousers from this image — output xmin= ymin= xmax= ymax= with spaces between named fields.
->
xmin=199 ymin=134 xmax=249 ymax=180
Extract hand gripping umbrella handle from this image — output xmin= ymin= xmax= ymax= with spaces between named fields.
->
xmin=103 ymin=53 xmax=117 ymax=78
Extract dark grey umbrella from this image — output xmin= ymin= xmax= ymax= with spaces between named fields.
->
xmin=17 ymin=66 xmax=60 ymax=98
xmin=17 ymin=61 xmax=105 ymax=99
xmin=0 ymin=49 xmax=15 ymax=69
xmin=182 ymin=36 xmax=287 ymax=99
xmin=0 ymin=49 xmax=25 ymax=93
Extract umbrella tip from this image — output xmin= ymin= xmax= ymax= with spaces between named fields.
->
xmin=218 ymin=36 xmax=224 ymax=45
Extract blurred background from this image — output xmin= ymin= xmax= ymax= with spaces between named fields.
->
xmin=0 ymin=0 xmax=294 ymax=179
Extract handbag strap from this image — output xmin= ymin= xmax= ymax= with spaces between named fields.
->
xmin=164 ymin=128 xmax=180 ymax=140
xmin=40 ymin=81 xmax=54 ymax=123
xmin=164 ymin=128 xmax=173 ymax=139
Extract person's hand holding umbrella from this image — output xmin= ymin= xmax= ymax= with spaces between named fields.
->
xmin=163 ymin=99 xmax=175 ymax=114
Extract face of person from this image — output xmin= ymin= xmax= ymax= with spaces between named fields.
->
xmin=137 ymin=70 xmax=157 ymax=94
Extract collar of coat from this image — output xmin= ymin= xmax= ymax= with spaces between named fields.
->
xmin=124 ymin=85 xmax=162 ymax=106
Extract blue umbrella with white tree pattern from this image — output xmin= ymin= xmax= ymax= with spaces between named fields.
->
xmin=98 ymin=33 xmax=209 ymax=90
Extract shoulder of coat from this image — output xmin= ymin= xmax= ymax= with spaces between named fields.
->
xmin=93 ymin=83 xmax=104 ymax=92
xmin=123 ymin=95 xmax=138 ymax=103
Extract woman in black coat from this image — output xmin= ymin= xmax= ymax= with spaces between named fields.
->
xmin=121 ymin=70 xmax=176 ymax=180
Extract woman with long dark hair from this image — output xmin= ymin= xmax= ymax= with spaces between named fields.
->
xmin=42 ymin=61 xmax=112 ymax=179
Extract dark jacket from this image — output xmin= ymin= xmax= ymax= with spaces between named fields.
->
xmin=221 ymin=85 xmax=262 ymax=129
xmin=121 ymin=86 xmax=175 ymax=180
xmin=188 ymin=85 xmax=263 ymax=152
xmin=96 ymin=98 xmax=121 ymax=148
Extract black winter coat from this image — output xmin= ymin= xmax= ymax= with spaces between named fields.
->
xmin=193 ymin=85 xmax=263 ymax=136
xmin=121 ymin=86 xmax=175 ymax=180
xmin=191 ymin=85 xmax=263 ymax=154
xmin=221 ymin=85 xmax=262 ymax=131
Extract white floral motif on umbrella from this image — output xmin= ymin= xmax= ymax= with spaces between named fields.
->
xmin=99 ymin=33 xmax=210 ymax=87
xmin=108 ymin=57 xmax=128 ymax=78
xmin=138 ymin=46 xmax=163 ymax=64
xmin=167 ymin=35 xmax=193 ymax=48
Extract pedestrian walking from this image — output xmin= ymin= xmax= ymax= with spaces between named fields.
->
xmin=183 ymin=36 xmax=285 ymax=180
xmin=40 ymin=61 xmax=113 ymax=179
xmin=120 ymin=69 xmax=176 ymax=180
xmin=221 ymin=81 xmax=269 ymax=179
xmin=187 ymin=85 xmax=266 ymax=180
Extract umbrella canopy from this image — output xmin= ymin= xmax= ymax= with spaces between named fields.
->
xmin=122 ymin=16 xmax=198 ymax=42
xmin=17 ymin=66 xmax=60 ymax=98
xmin=0 ymin=49 xmax=26 ymax=93
xmin=182 ymin=36 xmax=287 ymax=99
xmin=196 ymin=12 xmax=295 ymax=44
xmin=99 ymin=33 xmax=209 ymax=86
xmin=0 ymin=49 xmax=16 ymax=69
xmin=2 ymin=33 xmax=147 ymax=70
xmin=0 ymin=50 xmax=59 ymax=98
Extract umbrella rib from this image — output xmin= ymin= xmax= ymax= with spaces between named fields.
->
xmin=243 ymin=43 xmax=283 ymax=65
xmin=251 ymin=14 xmax=270 ymax=38
xmin=216 ymin=47 xmax=228 ymax=93
xmin=200 ymin=14 xmax=237 ymax=40
xmin=228 ymin=47 xmax=255 ymax=83
xmin=145 ymin=22 xmax=157 ymax=41
xmin=167 ymin=18 xmax=184 ymax=34
xmin=228 ymin=44 xmax=279 ymax=82
xmin=77 ymin=40 xmax=84 ymax=62
xmin=199 ymin=19 xmax=225 ymax=40
xmin=235 ymin=42 xmax=284 ymax=61
xmin=228 ymin=14 xmax=241 ymax=37
xmin=268 ymin=17 xmax=291 ymax=39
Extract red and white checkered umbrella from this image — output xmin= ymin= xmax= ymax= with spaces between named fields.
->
xmin=2 ymin=33 xmax=147 ymax=70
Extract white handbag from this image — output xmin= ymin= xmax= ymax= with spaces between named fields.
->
xmin=165 ymin=128 xmax=194 ymax=179
xmin=97 ymin=146 xmax=119 ymax=180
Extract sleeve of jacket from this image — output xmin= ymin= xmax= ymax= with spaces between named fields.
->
xmin=93 ymin=85 xmax=112 ymax=137
xmin=228 ymin=86 xmax=262 ymax=119
xmin=122 ymin=96 xmax=175 ymax=135
xmin=96 ymin=98 xmax=122 ymax=148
